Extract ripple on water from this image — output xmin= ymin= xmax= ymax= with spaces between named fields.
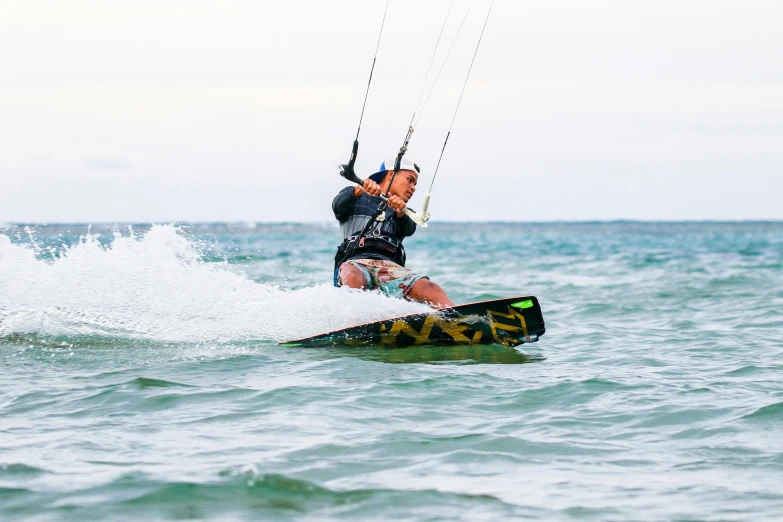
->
xmin=1 ymin=470 xmax=530 ymax=521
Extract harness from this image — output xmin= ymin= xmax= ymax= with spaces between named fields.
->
xmin=334 ymin=228 xmax=407 ymax=274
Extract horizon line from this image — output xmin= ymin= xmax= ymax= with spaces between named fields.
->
xmin=4 ymin=219 xmax=783 ymax=227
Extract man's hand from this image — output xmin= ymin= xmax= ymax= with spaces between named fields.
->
xmin=353 ymin=178 xmax=382 ymax=197
xmin=387 ymin=194 xmax=407 ymax=217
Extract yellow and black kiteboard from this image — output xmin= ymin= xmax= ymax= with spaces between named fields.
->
xmin=282 ymin=296 xmax=545 ymax=348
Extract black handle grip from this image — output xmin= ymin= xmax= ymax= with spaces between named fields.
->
xmin=349 ymin=140 xmax=359 ymax=167
xmin=339 ymin=140 xmax=364 ymax=185
xmin=340 ymin=168 xmax=363 ymax=186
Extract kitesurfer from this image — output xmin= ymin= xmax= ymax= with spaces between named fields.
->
xmin=332 ymin=158 xmax=455 ymax=309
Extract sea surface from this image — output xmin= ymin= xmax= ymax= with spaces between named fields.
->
xmin=1 ymin=221 xmax=782 ymax=521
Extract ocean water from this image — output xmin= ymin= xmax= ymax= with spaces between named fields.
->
xmin=1 ymin=221 xmax=782 ymax=521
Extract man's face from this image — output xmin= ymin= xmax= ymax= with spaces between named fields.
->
xmin=383 ymin=170 xmax=418 ymax=202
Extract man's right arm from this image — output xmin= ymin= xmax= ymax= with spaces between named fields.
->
xmin=332 ymin=186 xmax=358 ymax=222
xmin=332 ymin=179 xmax=384 ymax=222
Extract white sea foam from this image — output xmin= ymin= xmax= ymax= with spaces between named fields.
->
xmin=0 ymin=225 xmax=430 ymax=342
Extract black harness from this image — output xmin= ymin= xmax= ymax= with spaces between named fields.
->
xmin=334 ymin=227 xmax=407 ymax=271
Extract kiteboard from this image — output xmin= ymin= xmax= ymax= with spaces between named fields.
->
xmin=282 ymin=296 xmax=545 ymax=348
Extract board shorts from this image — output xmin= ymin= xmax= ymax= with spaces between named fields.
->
xmin=337 ymin=259 xmax=427 ymax=299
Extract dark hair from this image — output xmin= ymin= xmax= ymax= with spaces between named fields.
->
xmin=382 ymin=169 xmax=418 ymax=184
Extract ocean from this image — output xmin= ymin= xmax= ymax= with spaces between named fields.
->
xmin=1 ymin=221 xmax=782 ymax=521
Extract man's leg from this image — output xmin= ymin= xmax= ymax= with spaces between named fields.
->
xmin=407 ymin=279 xmax=455 ymax=309
xmin=338 ymin=263 xmax=370 ymax=289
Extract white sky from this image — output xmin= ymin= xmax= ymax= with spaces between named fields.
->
xmin=1 ymin=0 xmax=781 ymax=223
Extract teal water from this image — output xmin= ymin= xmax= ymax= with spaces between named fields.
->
xmin=2 ymin=222 xmax=782 ymax=521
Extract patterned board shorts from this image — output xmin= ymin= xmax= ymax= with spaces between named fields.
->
xmin=337 ymin=259 xmax=428 ymax=299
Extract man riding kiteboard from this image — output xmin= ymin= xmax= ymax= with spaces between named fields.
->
xmin=332 ymin=158 xmax=454 ymax=309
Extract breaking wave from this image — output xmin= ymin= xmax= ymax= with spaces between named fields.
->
xmin=0 ymin=225 xmax=429 ymax=343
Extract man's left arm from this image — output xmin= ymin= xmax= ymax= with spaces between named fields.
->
xmin=394 ymin=213 xmax=417 ymax=237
